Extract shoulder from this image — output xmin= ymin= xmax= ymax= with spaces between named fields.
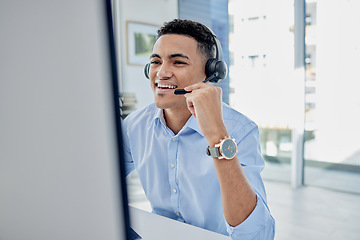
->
xmin=122 ymin=103 xmax=158 ymax=131
xmin=222 ymin=103 xmax=258 ymax=139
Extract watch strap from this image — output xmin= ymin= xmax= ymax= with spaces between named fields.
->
xmin=206 ymin=146 xmax=220 ymax=158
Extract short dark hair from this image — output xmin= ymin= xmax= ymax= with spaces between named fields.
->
xmin=157 ymin=19 xmax=215 ymax=61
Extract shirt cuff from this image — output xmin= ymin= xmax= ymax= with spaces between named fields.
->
xmin=226 ymin=194 xmax=273 ymax=239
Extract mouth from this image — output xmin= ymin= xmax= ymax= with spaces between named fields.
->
xmin=155 ymin=83 xmax=178 ymax=89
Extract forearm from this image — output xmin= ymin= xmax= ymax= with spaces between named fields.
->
xmin=213 ymin=155 xmax=257 ymax=227
xmin=206 ymin=129 xmax=257 ymax=227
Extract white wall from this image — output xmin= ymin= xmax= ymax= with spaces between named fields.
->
xmin=118 ymin=0 xmax=178 ymax=110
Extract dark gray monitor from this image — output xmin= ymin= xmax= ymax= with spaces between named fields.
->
xmin=0 ymin=0 xmax=130 ymax=239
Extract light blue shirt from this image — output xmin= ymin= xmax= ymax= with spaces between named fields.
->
xmin=122 ymin=103 xmax=275 ymax=239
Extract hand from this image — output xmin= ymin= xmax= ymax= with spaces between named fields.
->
xmin=183 ymin=82 xmax=228 ymax=146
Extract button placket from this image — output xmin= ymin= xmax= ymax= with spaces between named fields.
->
xmin=168 ymin=135 xmax=181 ymax=216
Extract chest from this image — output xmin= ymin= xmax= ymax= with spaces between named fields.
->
xmin=130 ymin=127 xmax=216 ymax=182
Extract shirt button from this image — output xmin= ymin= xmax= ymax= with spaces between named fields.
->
xmin=170 ymin=163 xmax=175 ymax=168
xmin=172 ymin=137 xmax=177 ymax=142
xmin=172 ymin=188 xmax=177 ymax=193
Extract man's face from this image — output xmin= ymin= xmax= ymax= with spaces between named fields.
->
xmin=148 ymin=34 xmax=206 ymax=110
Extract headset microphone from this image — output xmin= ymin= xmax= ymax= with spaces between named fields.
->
xmin=174 ymin=89 xmax=192 ymax=95
xmin=173 ymin=72 xmax=223 ymax=95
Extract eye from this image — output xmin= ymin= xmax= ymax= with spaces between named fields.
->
xmin=174 ymin=60 xmax=187 ymax=65
xmin=150 ymin=60 xmax=161 ymax=65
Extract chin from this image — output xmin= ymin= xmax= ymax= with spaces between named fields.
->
xmin=154 ymin=97 xmax=184 ymax=110
xmin=154 ymin=96 xmax=168 ymax=109
xmin=154 ymin=100 xmax=171 ymax=110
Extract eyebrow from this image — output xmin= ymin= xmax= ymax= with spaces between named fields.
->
xmin=150 ymin=53 xmax=189 ymax=60
xmin=150 ymin=53 xmax=161 ymax=59
xmin=169 ymin=53 xmax=189 ymax=59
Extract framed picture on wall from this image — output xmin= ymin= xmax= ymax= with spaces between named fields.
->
xmin=126 ymin=21 xmax=158 ymax=65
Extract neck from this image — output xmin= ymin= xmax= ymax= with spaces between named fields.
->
xmin=163 ymin=107 xmax=192 ymax=135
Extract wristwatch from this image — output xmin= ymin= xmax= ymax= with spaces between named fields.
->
xmin=206 ymin=137 xmax=237 ymax=160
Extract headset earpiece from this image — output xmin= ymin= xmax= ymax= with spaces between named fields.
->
xmin=144 ymin=63 xmax=150 ymax=79
xmin=204 ymin=33 xmax=228 ymax=84
xmin=205 ymin=58 xmax=227 ymax=82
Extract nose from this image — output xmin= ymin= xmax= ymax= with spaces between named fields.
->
xmin=156 ymin=62 xmax=172 ymax=79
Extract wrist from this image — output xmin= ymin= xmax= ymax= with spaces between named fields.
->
xmin=206 ymin=128 xmax=229 ymax=147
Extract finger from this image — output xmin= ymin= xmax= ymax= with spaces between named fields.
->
xmin=186 ymin=98 xmax=196 ymax=118
xmin=215 ymin=86 xmax=223 ymax=96
xmin=184 ymin=81 xmax=207 ymax=91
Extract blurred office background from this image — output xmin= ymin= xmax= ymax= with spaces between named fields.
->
xmin=113 ymin=0 xmax=360 ymax=239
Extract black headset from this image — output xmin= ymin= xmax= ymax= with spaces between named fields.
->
xmin=144 ymin=28 xmax=227 ymax=84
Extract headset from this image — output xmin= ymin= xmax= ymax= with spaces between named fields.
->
xmin=144 ymin=27 xmax=228 ymax=85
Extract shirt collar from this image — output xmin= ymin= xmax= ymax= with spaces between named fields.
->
xmin=152 ymin=108 xmax=204 ymax=137
xmin=185 ymin=114 xmax=204 ymax=137
xmin=153 ymin=108 xmax=166 ymax=127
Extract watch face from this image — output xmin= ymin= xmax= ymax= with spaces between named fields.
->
xmin=221 ymin=139 xmax=237 ymax=159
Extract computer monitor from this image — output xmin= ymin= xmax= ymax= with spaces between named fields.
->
xmin=0 ymin=1 xmax=130 ymax=239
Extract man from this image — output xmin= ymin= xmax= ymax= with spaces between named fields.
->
xmin=122 ymin=19 xmax=275 ymax=239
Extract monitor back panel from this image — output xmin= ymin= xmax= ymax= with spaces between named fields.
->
xmin=0 ymin=1 xmax=127 ymax=239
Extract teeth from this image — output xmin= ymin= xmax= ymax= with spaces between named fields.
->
xmin=157 ymin=83 xmax=177 ymax=89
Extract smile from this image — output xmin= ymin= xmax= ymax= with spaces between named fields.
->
xmin=156 ymin=83 xmax=178 ymax=89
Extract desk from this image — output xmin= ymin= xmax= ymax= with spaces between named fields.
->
xmin=130 ymin=207 xmax=230 ymax=240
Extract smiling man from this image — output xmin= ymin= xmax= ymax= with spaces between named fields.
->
xmin=122 ymin=19 xmax=275 ymax=239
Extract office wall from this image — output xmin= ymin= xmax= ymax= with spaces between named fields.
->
xmin=118 ymin=0 xmax=178 ymax=110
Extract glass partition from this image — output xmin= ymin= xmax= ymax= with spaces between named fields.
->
xmin=304 ymin=0 xmax=360 ymax=194
xmin=229 ymin=0 xmax=295 ymax=183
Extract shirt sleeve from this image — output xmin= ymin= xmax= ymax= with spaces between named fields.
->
xmin=226 ymin=194 xmax=275 ymax=240
xmin=121 ymin=117 xmax=135 ymax=177
xmin=226 ymin=123 xmax=275 ymax=240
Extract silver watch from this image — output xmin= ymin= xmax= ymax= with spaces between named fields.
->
xmin=206 ymin=137 xmax=237 ymax=160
